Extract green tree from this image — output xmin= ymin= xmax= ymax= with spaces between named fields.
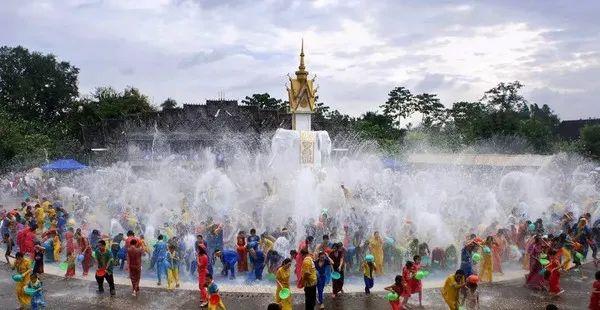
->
xmin=581 ymin=125 xmax=600 ymax=159
xmin=414 ymin=93 xmax=447 ymax=128
xmin=241 ymin=93 xmax=284 ymax=110
xmin=0 ymin=46 xmax=79 ymax=125
xmin=354 ymin=111 xmax=404 ymax=150
xmin=481 ymin=81 xmax=527 ymax=112
xmin=449 ymin=101 xmax=493 ymax=142
xmin=161 ymin=98 xmax=177 ymax=110
xmin=380 ymin=86 xmax=414 ymax=127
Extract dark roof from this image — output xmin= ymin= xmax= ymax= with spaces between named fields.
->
xmin=559 ymin=119 xmax=600 ymax=140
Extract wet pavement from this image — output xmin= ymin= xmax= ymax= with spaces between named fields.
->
xmin=0 ymin=262 xmax=595 ymax=309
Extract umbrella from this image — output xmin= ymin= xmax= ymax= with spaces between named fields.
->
xmin=41 ymin=159 xmax=88 ymax=172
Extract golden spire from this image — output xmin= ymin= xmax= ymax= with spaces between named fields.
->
xmin=295 ymin=39 xmax=308 ymax=78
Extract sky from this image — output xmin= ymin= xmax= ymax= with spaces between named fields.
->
xmin=1 ymin=0 xmax=599 ymax=120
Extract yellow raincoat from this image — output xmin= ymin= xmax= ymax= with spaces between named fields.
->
xmin=53 ymin=235 xmax=62 ymax=262
xmin=479 ymin=249 xmax=493 ymax=282
xmin=441 ymin=274 xmax=463 ymax=310
xmin=34 ymin=207 xmax=46 ymax=230
xmin=14 ymin=257 xmax=32 ymax=307
xmin=275 ymin=266 xmax=292 ymax=310
xmin=561 ymin=247 xmax=572 ymax=270
xmin=261 ymin=238 xmax=274 ymax=255
xmin=369 ymin=236 xmax=384 ymax=275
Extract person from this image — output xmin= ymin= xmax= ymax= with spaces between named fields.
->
xmin=480 ymin=237 xmax=494 ymax=283
xmin=248 ymin=244 xmax=266 ymax=281
xmin=460 ymin=243 xmax=474 ymax=277
xmin=267 ymin=303 xmax=282 ymax=310
xmin=206 ymin=273 xmax=226 ymax=310
xmin=369 ymin=231 xmax=384 ymax=276
xmin=589 ymin=270 xmax=600 ymax=310
xmin=493 ymin=230 xmax=505 ymax=274
xmin=362 ymin=254 xmax=377 ymax=295
xmin=16 ymin=224 xmax=36 ymax=259
xmin=32 ymin=243 xmax=45 ymax=275
xmin=52 ymin=233 xmax=61 ymax=262
xmin=65 ymin=252 xmax=76 ymax=279
xmin=236 ymin=231 xmax=248 ymax=272
xmin=120 ymin=230 xmax=135 ymax=270
xmin=95 ymin=240 xmax=115 ymax=296
xmin=525 ymin=235 xmax=545 ymax=290
xmin=13 ymin=252 xmax=33 ymax=309
xmin=275 ymin=258 xmax=292 ymax=310
xmin=546 ymin=249 xmax=563 ymax=296
xmin=384 ymin=275 xmax=406 ymax=310
xmin=401 ymin=260 xmax=414 ymax=305
xmin=341 ymin=184 xmax=352 ymax=200
xmin=301 ymin=248 xmax=317 ymax=310
xmin=76 ymin=231 xmax=92 ymax=276
xmin=127 ymin=238 xmax=144 ymax=296
xmin=167 ymin=244 xmax=180 ymax=289
xmin=409 ymin=255 xmax=424 ymax=307
xmin=28 ymin=273 xmax=45 ymax=310
xmin=198 ymin=245 xmax=210 ymax=307
xmin=215 ymin=248 xmax=238 ymax=279
xmin=295 ymin=236 xmax=314 ymax=288
xmin=3 ymin=232 xmax=14 ymax=263
xmin=441 ymin=269 xmax=466 ymax=310
xmin=154 ymin=234 xmax=168 ymax=286
xmin=461 ymin=276 xmax=480 ymax=310
xmin=65 ymin=227 xmax=75 ymax=256
xmin=330 ymin=243 xmax=345 ymax=297
xmin=315 ymin=251 xmax=332 ymax=309
xmin=247 ymin=228 xmax=260 ymax=245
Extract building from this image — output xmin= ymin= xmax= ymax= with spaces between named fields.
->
xmin=559 ymin=118 xmax=600 ymax=140
xmin=84 ymin=99 xmax=292 ymax=162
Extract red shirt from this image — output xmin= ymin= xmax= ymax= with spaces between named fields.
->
xmin=127 ymin=246 xmax=143 ymax=269
xmin=590 ymin=280 xmax=600 ymax=310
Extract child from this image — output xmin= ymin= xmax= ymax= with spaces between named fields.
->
xmin=28 ymin=273 xmax=46 ymax=310
xmin=167 ymin=244 xmax=180 ymax=289
xmin=589 ymin=270 xmax=600 ymax=310
xmin=409 ymin=255 xmax=424 ymax=307
xmin=362 ymin=254 xmax=377 ymax=295
xmin=546 ymin=249 xmax=563 ymax=296
xmin=206 ymin=274 xmax=226 ymax=310
xmin=461 ymin=277 xmax=479 ymax=310
xmin=401 ymin=261 xmax=414 ymax=305
xmin=384 ymin=275 xmax=405 ymax=310
xmin=65 ymin=252 xmax=76 ymax=279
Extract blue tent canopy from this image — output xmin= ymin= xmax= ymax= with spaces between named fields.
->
xmin=41 ymin=159 xmax=88 ymax=171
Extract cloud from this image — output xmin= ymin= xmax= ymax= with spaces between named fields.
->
xmin=1 ymin=0 xmax=599 ymax=119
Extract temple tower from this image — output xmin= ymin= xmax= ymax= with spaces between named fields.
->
xmin=287 ymin=39 xmax=317 ymax=131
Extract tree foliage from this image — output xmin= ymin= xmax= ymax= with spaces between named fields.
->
xmin=241 ymin=93 xmax=284 ymax=111
xmin=161 ymin=98 xmax=177 ymax=110
xmin=581 ymin=125 xmax=600 ymax=159
xmin=0 ymin=46 xmax=79 ymax=126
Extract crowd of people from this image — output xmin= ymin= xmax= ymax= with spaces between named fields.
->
xmin=2 ymin=187 xmax=600 ymax=309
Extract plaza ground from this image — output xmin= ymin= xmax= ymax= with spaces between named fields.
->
xmin=0 ymin=261 xmax=595 ymax=309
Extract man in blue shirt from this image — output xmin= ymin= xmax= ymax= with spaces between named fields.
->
xmin=154 ymin=234 xmax=168 ymax=286
xmin=214 ymin=248 xmax=238 ymax=279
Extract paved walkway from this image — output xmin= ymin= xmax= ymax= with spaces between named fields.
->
xmin=0 ymin=261 xmax=595 ymax=309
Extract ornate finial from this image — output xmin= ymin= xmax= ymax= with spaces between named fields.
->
xmin=296 ymin=39 xmax=308 ymax=77
xmin=299 ymin=38 xmax=305 ymax=71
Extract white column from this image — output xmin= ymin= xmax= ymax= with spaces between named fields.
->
xmin=293 ymin=113 xmax=312 ymax=131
